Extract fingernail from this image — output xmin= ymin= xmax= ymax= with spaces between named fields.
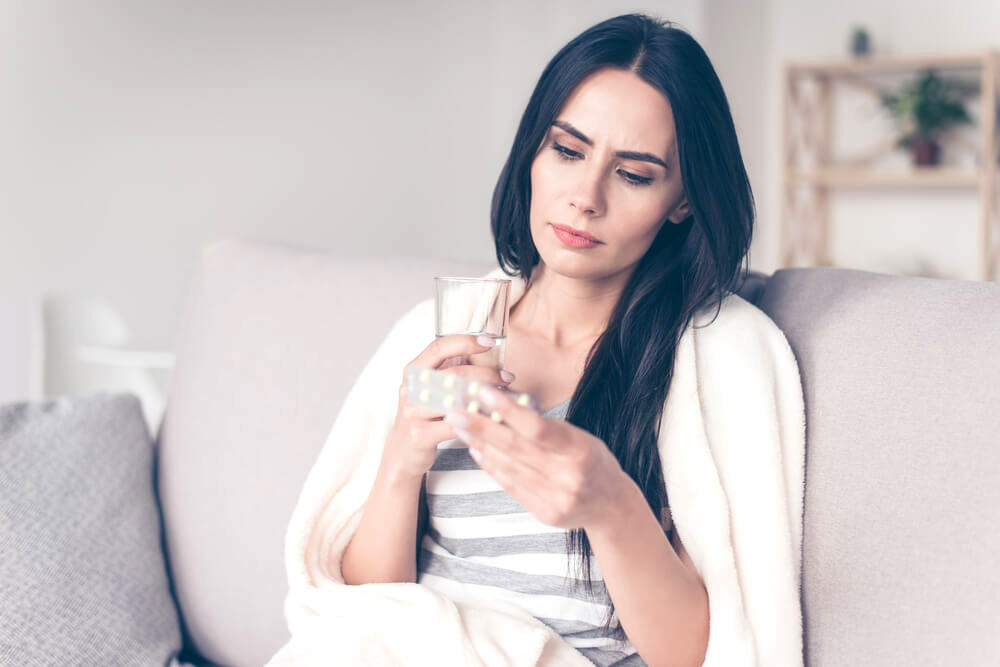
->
xmin=499 ymin=369 xmax=515 ymax=383
xmin=444 ymin=411 xmax=468 ymax=429
xmin=476 ymin=334 xmax=496 ymax=347
xmin=468 ymin=447 xmax=483 ymax=463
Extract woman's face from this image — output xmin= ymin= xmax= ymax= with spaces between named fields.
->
xmin=529 ymin=67 xmax=689 ymax=282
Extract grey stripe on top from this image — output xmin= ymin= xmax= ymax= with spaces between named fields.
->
xmin=542 ymin=398 xmax=571 ymax=420
xmin=427 ymin=489 xmax=528 ymax=518
xmin=418 ymin=546 xmax=609 ymax=601
xmin=427 ymin=526 xmax=570 ymax=558
xmin=430 ymin=447 xmax=482 ymax=471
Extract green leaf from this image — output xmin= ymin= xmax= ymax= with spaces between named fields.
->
xmin=880 ymin=68 xmax=977 ymax=140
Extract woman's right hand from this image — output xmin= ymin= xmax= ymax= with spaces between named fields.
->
xmin=382 ymin=334 xmax=513 ymax=482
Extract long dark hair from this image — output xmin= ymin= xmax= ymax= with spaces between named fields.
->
xmin=490 ymin=13 xmax=754 ymax=638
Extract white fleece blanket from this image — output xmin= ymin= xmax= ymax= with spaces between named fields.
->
xmin=266 ymin=268 xmax=806 ymax=667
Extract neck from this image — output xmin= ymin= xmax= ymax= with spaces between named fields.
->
xmin=510 ymin=262 xmax=633 ymax=348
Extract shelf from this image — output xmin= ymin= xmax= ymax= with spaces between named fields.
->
xmin=790 ymin=167 xmax=983 ymax=188
xmin=788 ymin=52 xmax=993 ymax=77
xmin=76 ymin=345 xmax=176 ymax=369
xmin=780 ymin=50 xmax=998 ymax=280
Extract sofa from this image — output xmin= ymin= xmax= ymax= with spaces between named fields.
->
xmin=2 ymin=238 xmax=998 ymax=666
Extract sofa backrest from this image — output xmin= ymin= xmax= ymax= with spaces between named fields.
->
xmin=757 ymin=267 xmax=1000 ymax=666
xmin=157 ymin=240 xmax=499 ymax=666
xmin=159 ymin=239 xmax=1000 ymax=666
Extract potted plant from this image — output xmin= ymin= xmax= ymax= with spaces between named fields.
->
xmin=880 ymin=68 xmax=976 ymax=166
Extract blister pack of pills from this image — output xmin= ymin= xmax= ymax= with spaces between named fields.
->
xmin=405 ymin=364 xmax=540 ymax=416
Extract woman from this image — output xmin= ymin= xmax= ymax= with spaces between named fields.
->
xmin=340 ymin=13 xmax=756 ymax=667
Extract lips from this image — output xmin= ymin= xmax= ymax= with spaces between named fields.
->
xmin=551 ymin=223 xmax=602 ymax=249
xmin=551 ymin=223 xmax=602 ymax=244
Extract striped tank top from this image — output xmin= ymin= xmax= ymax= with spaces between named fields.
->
xmin=416 ymin=399 xmax=646 ymax=666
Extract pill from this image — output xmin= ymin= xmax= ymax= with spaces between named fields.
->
xmin=443 ymin=394 xmax=456 ymax=409
xmin=443 ymin=374 xmax=456 ymax=389
xmin=467 ymin=381 xmax=480 ymax=396
xmin=419 ymin=369 xmax=432 ymax=384
xmin=490 ymin=410 xmax=503 ymax=423
xmin=467 ymin=400 xmax=480 ymax=414
xmin=419 ymin=389 xmax=431 ymax=403
xmin=516 ymin=393 xmax=531 ymax=407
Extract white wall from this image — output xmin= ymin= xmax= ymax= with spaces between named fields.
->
xmin=701 ymin=0 xmax=767 ymax=270
xmin=2 ymin=1 xmax=704 ymax=405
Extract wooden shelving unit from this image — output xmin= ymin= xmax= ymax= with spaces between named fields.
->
xmin=780 ymin=51 xmax=999 ymax=281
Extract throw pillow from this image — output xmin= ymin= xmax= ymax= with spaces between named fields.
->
xmin=0 ymin=391 xmax=184 ymax=664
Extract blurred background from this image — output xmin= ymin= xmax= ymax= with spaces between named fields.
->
xmin=3 ymin=0 xmax=999 ymax=431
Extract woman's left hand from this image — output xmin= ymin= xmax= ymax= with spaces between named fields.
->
xmin=443 ymin=385 xmax=631 ymax=531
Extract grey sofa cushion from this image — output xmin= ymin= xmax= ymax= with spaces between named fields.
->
xmin=735 ymin=269 xmax=770 ymax=306
xmin=0 ymin=392 xmax=184 ymax=665
xmin=758 ymin=267 xmax=1000 ymax=667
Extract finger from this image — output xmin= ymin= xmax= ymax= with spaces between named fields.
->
xmin=451 ymin=421 xmax=550 ymax=509
xmin=447 ymin=410 xmax=550 ymax=476
xmin=403 ymin=402 xmax=450 ymax=421
xmin=419 ymin=420 xmax=460 ymax=445
xmin=439 ymin=355 xmax=468 ymax=370
xmin=466 ymin=409 xmax=541 ymax=462
xmin=476 ymin=385 xmax=563 ymax=449
xmin=411 ymin=334 xmax=498 ymax=371
xmin=477 ymin=451 xmax=550 ymax=518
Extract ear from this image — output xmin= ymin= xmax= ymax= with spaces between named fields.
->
xmin=666 ymin=197 xmax=691 ymax=224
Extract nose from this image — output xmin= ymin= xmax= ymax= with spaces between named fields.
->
xmin=569 ymin=162 xmax=606 ymax=217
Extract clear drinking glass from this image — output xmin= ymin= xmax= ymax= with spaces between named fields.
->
xmin=434 ymin=277 xmax=511 ymax=369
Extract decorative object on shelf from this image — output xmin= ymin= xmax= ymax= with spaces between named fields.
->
xmin=850 ymin=27 xmax=871 ymax=57
xmin=880 ymin=68 xmax=977 ymax=166
xmin=38 ymin=294 xmax=174 ymax=435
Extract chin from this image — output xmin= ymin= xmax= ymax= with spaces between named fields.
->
xmin=537 ymin=248 xmax=611 ymax=281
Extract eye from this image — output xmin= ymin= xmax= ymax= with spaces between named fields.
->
xmin=618 ymin=170 xmax=653 ymax=187
xmin=551 ymin=143 xmax=581 ymax=160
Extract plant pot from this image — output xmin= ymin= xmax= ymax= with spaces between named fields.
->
xmin=912 ymin=138 xmax=940 ymax=166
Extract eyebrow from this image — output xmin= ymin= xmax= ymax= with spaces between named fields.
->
xmin=551 ymin=120 xmax=670 ymax=169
